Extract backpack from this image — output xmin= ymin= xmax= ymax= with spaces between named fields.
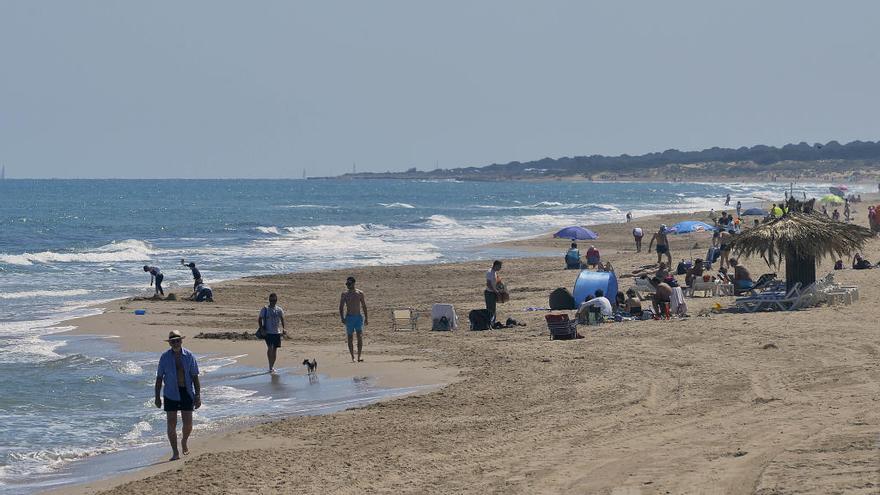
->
xmin=549 ymin=288 xmax=576 ymax=310
xmin=468 ymin=309 xmax=491 ymax=331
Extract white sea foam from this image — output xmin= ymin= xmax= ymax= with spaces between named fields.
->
xmin=379 ymin=202 xmax=416 ymax=208
xmin=255 ymin=226 xmax=281 ymax=235
xmin=281 ymin=204 xmax=333 ymax=209
xmin=0 ymin=289 xmax=90 ymax=300
xmin=0 ymin=239 xmax=155 ymax=266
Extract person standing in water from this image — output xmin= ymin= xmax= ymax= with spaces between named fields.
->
xmin=647 ymin=225 xmax=673 ymax=266
xmin=258 ymin=293 xmax=286 ymax=373
xmin=339 ymin=276 xmax=368 ymax=362
xmin=154 ymin=330 xmax=201 ymax=461
xmin=143 ymin=265 xmax=164 ymax=296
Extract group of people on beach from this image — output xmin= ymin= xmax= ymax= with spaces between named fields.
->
xmin=150 ymin=265 xmax=370 ymax=461
xmin=142 ymin=260 xmax=213 ymax=302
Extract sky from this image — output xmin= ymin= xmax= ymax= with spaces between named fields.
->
xmin=1 ymin=1 xmax=879 ymax=178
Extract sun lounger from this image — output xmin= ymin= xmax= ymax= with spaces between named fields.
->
xmin=545 ymin=313 xmax=578 ymax=340
xmin=686 ymin=279 xmax=717 ymax=297
xmin=391 ymin=308 xmax=419 ymax=331
xmin=431 ymin=303 xmax=458 ymax=331
xmin=734 ymin=283 xmax=803 ymax=312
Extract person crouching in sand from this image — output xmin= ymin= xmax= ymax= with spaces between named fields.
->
xmin=154 ymin=330 xmax=201 ymax=461
xmin=339 ymin=276 xmax=368 ymax=362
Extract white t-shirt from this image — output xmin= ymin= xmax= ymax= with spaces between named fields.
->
xmin=486 ymin=269 xmax=497 ymax=291
xmin=582 ymin=297 xmax=613 ymax=317
xmin=632 ymin=228 xmax=643 ymax=237
xmin=260 ymin=305 xmax=284 ymax=334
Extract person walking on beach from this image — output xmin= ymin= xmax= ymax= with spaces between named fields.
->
xmin=632 ymin=227 xmax=644 ymax=253
xmin=735 ymin=200 xmax=742 ymax=218
xmin=181 ymin=259 xmax=202 ymax=291
xmin=143 ymin=265 xmax=164 ymax=296
xmin=258 ymin=293 xmax=286 ymax=373
xmin=625 ymin=211 xmax=632 ymax=223
xmin=154 ymin=330 xmax=201 ymax=461
xmin=647 ymin=225 xmax=672 ymax=266
xmin=339 ymin=276 xmax=368 ymax=362
xmin=725 ymin=193 xmax=731 ymax=206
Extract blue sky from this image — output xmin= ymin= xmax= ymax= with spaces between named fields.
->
xmin=1 ymin=1 xmax=878 ymax=178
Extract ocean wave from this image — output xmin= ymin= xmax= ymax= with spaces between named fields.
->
xmin=281 ymin=204 xmax=333 ymax=209
xmin=0 ymin=289 xmax=91 ymax=300
xmin=378 ymin=202 xmax=416 ymax=209
xmin=255 ymin=226 xmax=281 ymax=235
xmin=0 ymin=239 xmax=155 ymax=266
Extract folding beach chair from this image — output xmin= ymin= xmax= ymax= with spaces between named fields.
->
xmin=633 ymin=278 xmax=656 ymax=298
xmin=686 ymin=279 xmax=717 ymax=297
xmin=391 ymin=308 xmax=418 ymax=331
xmin=545 ymin=313 xmax=578 ymax=340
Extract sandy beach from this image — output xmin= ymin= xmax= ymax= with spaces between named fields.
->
xmin=53 ymin=205 xmax=880 ymax=495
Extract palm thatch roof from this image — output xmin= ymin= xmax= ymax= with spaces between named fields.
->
xmin=731 ymin=211 xmax=874 ymax=267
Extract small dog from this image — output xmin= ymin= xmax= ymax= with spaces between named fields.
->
xmin=302 ymin=358 xmax=317 ymax=374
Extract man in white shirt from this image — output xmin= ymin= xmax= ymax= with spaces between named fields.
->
xmin=576 ymin=289 xmax=613 ymax=321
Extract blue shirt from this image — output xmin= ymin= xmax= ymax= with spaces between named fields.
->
xmin=156 ymin=347 xmax=199 ymax=401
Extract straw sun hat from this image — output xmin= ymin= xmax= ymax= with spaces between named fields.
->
xmin=165 ymin=330 xmax=185 ymax=342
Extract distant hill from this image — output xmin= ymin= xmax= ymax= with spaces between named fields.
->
xmin=334 ymin=140 xmax=880 ymax=182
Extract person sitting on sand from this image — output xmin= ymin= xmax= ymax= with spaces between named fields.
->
xmin=832 ymin=209 xmax=840 ymax=221
xmin=576 ymin=290 xmax=613 ymax=322
xmin=648 ymin=225 xmax=673 ymax=266
xmin=685 ymin=259 xmax=705 ymax=287
xmin=655 ymin=262 xmax=669 ymax=281
xmin=586 ymin=245 xmax=601 ymax=268
xmin=564 ymin=242 xmax=581 ymax=269
xmin=624 ymin=288 xmax=642 ymax=315
xmin=154 ymin=330 xmax=201 ymax=461
xmin=181 ymin=260 xmax=202 ymax=291
xmin=340 ymin=276 xmax=368 ymax=362
xmin=852 ymin=253 xmax=872 ymax=270
xmin=190 ymin=283 xmax=213 ymax=302
xmin=143 ymin=265 xmax=164 ymax=296
xmin=648 ymin=277 xmax=673 ymax=315
xmin=729 ymin=258 xmax=754 ymax=293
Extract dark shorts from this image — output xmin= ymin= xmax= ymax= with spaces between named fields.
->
xmin=720 ymin=244 xmax=731 ymax=252
xmin=164 ymin=387 xmax=193 ymax=412
xmin=265 ymin=333 xmax=282 ymax=348
xmin=656 ymin=245 xmax=668 ymax=254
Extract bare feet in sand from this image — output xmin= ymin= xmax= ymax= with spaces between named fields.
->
xmin=182 ymin=441 xmax=189 ymax=456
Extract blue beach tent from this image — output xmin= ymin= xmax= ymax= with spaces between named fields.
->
xmin=553 ymin=226 xmax=598 ymax=240
xmin=572 ymin=271 xmax=618 ymax=306
xmin=742 ymin=207 xmax=767 ymax=216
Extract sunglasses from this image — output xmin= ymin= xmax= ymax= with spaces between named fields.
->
xmin=169 ymin=339 xmax=182 ymax=344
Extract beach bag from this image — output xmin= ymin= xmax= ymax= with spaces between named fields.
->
xmin=255 ymin=325 xmax=267 ymax=339
xmin=549 ymin=288 xmax=576 ymax=310
xmin=676 ymin=261 xmax=689 ymax=275
xmin=468 ymin=309 xmax=491 ymax=331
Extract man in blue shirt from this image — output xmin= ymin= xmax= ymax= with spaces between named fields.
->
xmin=155 ymin=330 xmax=201 ymax=461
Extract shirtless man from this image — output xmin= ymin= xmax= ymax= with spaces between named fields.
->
xmin=339 ymin=276 xmax=368 ymax=362
xmin=648 ymin=277 xmax=673 ymax=316
xmin=647 ymin=225 xmax=672 ymax=266
xmin=717 ymin=229 xmax=732 ymax=268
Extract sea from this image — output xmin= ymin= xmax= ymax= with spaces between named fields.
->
xmin=0 ymin=178 xmax=860 ymax=493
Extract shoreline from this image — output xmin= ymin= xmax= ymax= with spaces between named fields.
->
xmin=23 ymin=195 xmax=880 ymax=493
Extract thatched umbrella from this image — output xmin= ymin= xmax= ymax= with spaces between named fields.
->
xmin=730 ymin=200 xmax=874 ymax=291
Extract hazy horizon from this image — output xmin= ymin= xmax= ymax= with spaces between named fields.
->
xmin=2 ymin=1 xmax=879 ymax=179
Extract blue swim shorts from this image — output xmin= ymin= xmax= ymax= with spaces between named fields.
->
xmin=345 ymin=314 xmax=364 ymax=336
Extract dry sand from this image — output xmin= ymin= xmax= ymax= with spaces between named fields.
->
xmin=55 ymin=205 xmax=880 ymax=495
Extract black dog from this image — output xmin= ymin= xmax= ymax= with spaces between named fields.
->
xmin=302 ymin=358 xmax=317 ymax=374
